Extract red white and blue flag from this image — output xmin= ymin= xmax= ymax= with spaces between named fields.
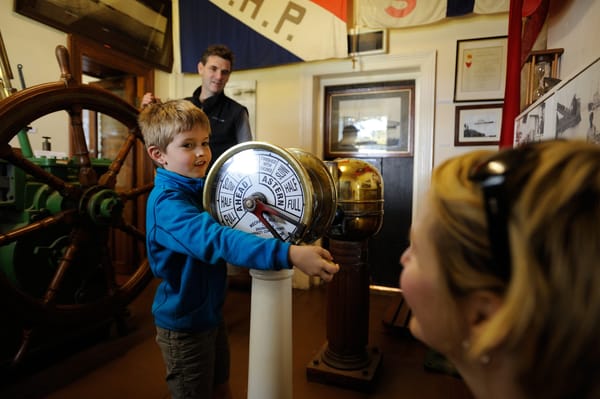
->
xmin=179 ymin=0 xmax=348 ymax=72
xmin=357 ymin=0 xmax=509 ymax=28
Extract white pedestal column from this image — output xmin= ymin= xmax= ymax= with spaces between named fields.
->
xmin=247 ymin=269 xmax=294 ymax=399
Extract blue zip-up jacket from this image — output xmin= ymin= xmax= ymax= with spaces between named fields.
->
xmin=146 ymin=168 xmax=292 ymax=332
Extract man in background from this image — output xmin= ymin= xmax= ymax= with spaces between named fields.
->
xmin=142 ymin=44 xmax=252 ymax=170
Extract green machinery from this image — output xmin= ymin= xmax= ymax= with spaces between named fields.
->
xmin=0 ymin=150 xmax=113 ymax=301
xmin=0 ymin=44 xmax=153 ymax=372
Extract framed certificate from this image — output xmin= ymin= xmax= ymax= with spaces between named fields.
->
xmin=454 ymin=36 xmax=508 ymax=102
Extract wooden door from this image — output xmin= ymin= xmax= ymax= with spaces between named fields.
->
xmin=68 ymin=34 xmax=155 ymax=276
xmin=368 ymin=157 xmax=413 ymax=288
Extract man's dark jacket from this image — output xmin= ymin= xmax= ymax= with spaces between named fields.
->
xmin=186 ymin=87 xmax=252 ymax=168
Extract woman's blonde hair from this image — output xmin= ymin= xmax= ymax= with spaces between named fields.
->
xmin=430 ymin=140 xmax=600 ymax=398
xmin=138 ymin=99 xmax=210 ymax=152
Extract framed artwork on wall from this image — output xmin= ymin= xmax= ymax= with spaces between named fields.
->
xmin=454 ymin=103 xmax=503 ymax=146
xmin=554 ymin=56 xmax=600 ymax=143
xmin=324 ymin=80 xmax=415 ymax=158
xmin=514 ymin=94 xmax=556 ymax=146
xmin=14 ymin=0 xmax=174 ymax=72
xmin=347 ymin=27 xmax=388 ymax=57
xmin=514 ymin=56 xmax=600 ymax=147
xmin=454 ymin=36 xmax=508 ymax=102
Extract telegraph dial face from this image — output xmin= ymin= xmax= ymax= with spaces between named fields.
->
xmin=203 ymin=142 xmax=314 ymax=244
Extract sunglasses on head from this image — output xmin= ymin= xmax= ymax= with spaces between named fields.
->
xmin=468 ymin=143 xmax=540 ymax=283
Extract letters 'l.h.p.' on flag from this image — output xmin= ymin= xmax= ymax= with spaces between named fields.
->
xmin=180 ymin=0 xmax=348 ymax=72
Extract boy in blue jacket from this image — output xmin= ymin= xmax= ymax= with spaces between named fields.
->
xmin=138 ymin=99 xmax=339 ymax=399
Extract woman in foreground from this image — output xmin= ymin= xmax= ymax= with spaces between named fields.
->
xmin=401 ymin=140 xmax=600 ymax=399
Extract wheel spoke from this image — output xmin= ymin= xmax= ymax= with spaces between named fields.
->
xmin=116 ymin=219 xmax=146 ymax=242
xmin=98 ymin=131 xmax=141 ymax=188
xmin=98 ymin=240 xmax=118 ymax=295
xmin=41 ymin=227 xmax=86 ymax=305
xmin=0 ymin=144 xmax=81 ymax=200
xmin=68 ymin=104 xmax=98 ymax=187
xmin=12 ymin=328 xmax=34 ymax=366
xmin=0 ymin=209 xmax=77 ymax=247
xmin=119 ymin=183 xmax=153 ymax=201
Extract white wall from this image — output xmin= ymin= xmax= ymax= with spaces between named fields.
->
xmin=547 ymin=0 xmax=600 ymax=80
xmin=0 ymin=7 xmax=67 ymax=152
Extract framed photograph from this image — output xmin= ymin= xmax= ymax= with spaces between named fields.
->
xmin=348 ymin=27 xmax=388 ymax=57
xmin=15 ymin=0 xmax=174 ymax=72
xmin=454 ymin=104 xmax=503 ymax=146
xmin=324 ymin=81 xmax=415 ymax=158
xmin=454 ymin=36 xmax=508 ymax=102
xmin=554 ymin=56 xmax=600 ymax=143
xmin=514 ymin=94 xmax=556 ymax=146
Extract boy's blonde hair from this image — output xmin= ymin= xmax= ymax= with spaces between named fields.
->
xmin=138 ymin=99 xmax=211 ymax=152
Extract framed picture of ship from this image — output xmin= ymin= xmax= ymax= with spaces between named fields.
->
xmin=324 ymin=80 xmax=415 ymax=158
xmin=553 ymin=56 xmax=600 ymax=143
xmin=514 ymin=94 xmax=556 ymax=146
xmin=454 ymin=103 xmax=503 ymax=146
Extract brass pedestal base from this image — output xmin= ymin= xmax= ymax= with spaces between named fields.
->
xmin=306 ymin=343 xmax=383 ymax=392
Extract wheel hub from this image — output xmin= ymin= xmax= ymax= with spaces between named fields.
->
xmin=83 ymin=187 xmax=124 ymax=225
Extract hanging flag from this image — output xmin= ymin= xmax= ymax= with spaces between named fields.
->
xmin=521 ymin=0 xmax=550 ymax=65
xmin=499 ymin=0 xmax=523 ymax=148
xmin=358 ymin=0 xmax=509 ymax=29
xmin=179 ymin=0 xmax=348 ymax=72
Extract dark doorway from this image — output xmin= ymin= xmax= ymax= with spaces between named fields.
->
xmin=367 ymin=157 xmax=412 ymax=287
xmin=323 ymin=79 xmax=415 ymax=288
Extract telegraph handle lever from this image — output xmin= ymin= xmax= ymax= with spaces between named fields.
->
xmin=243 ymin=194 xmax=306 ymax=242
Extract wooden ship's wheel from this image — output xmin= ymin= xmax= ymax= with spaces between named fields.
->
xmin=0 ymin=46 xmax=153 ymax=368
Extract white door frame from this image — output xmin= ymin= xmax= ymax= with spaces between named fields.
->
xmin=299 ymin=51 xmax=436 ymax=220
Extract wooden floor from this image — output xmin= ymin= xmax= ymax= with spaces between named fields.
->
xmin=1 ymin=278 xmax=474 ymax=399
